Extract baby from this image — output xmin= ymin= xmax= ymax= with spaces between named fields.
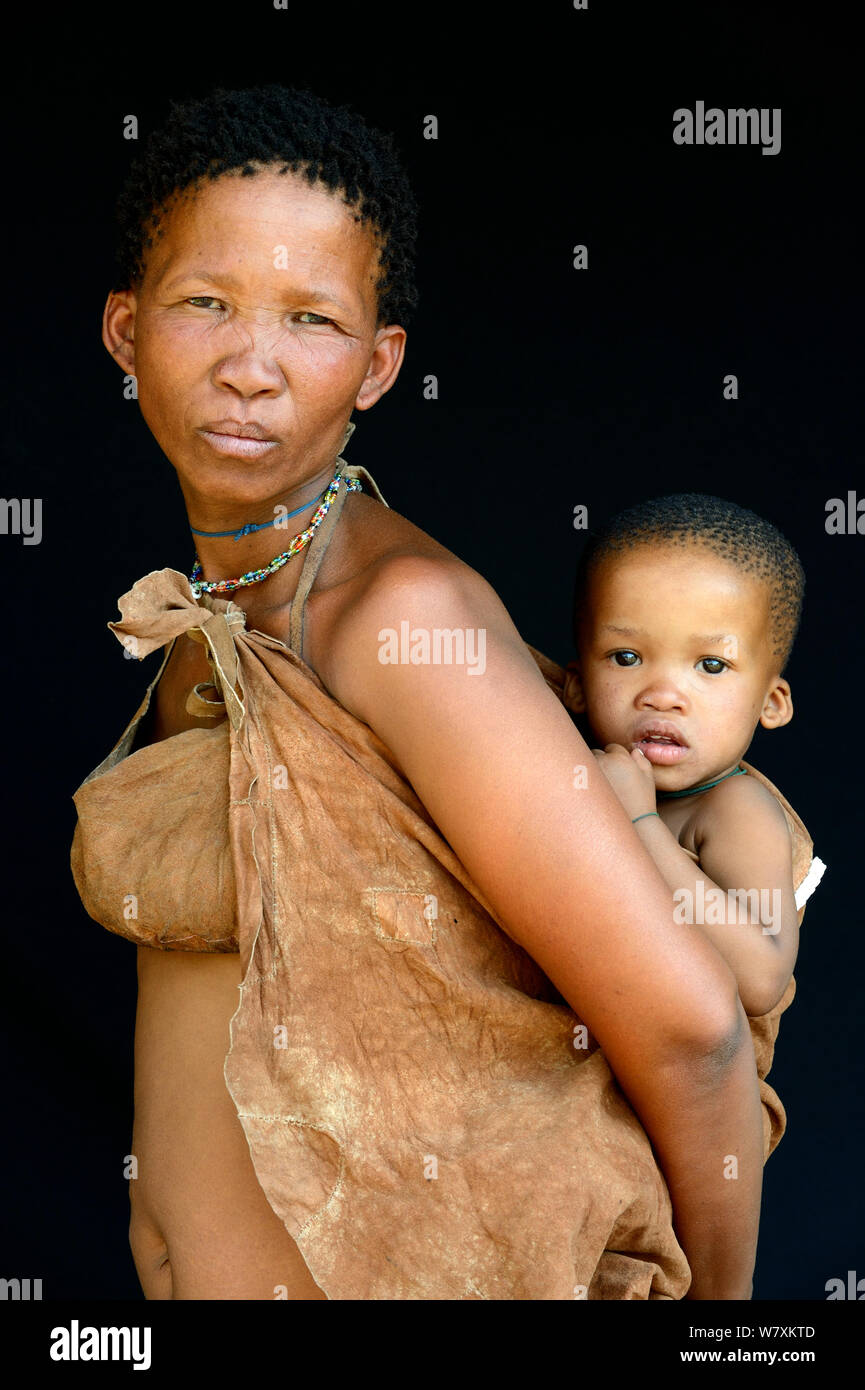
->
xmin=563 ymin=493 xmax=825 ymax=1143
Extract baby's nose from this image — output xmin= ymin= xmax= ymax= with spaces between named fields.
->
xmin=636 ymin=681 xmax=687 ymax=711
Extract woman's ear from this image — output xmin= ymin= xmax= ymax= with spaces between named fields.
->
xmin=562 ymin=660 xmax=587 ymax=714
xmin=102 ymin=289 xmax=138 ymax=376
xmin=759 ymin=675 xmax=794 ymax=730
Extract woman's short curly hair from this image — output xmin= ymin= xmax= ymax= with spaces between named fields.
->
xmin=112 ymin=83 xmax=419 ymax=327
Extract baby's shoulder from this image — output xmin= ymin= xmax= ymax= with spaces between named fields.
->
xmin=694 ymin=768 xmax=793 ymax=843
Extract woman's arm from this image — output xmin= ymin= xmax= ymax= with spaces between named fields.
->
xmin=321 ymin=554 xmax=764 ymax=1298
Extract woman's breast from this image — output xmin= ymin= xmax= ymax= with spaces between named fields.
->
xmin=71 ymin=629 xmax=242 ymax=952
xmin=71 ymin=717 xmax=239 ymax=951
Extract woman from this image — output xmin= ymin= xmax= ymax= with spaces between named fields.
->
xmin=70 ymin=84 xmax=764 ymax=1300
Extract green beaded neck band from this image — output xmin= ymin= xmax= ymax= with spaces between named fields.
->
xmin=657 ymin=766 xmax=746 ymax=800
xmin=189 ymin=467 xmax=362 ymax=598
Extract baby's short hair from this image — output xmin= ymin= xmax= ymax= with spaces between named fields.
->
xmin=573 ymin=493 xmax=805 ymax=671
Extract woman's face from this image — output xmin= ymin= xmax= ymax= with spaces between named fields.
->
xmin=103 ymin=166 xmax=405 ymax=512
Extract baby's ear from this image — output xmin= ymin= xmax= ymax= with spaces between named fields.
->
xmin=760 ymin=675 xmax=794 ymax=731
xmin=562 ymin=660 xmax=587 ymax=714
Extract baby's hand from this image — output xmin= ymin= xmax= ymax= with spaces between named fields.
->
xmin=592 ymin=743 xmax=657 ymax=820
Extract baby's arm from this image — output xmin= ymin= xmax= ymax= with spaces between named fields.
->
xmin=594 ymin=746 xmax=799 ymax=1017
xmin=637 ymin=778 xmax=798 ymax=1016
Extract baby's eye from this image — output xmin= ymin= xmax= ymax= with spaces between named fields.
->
xmin=698 ymin=657 xmax=728 ymax=675
xmin=297 ymin=311 xmax=333 ymax=324
xmin=611 ymin=650 xmax=640 ymax=667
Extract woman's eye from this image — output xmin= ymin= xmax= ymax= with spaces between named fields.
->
xmin=698 ymin=657 xmax=727 ymax=675
xmin=182 ymin=301 xmax=332 ymax=325
xmin=611 ymin=650 xmax=640 ymax=667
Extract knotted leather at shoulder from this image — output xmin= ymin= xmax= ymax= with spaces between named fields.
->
xmin=107 ymin=568 xmax=248 ymax=731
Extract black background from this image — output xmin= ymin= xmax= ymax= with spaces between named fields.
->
xmin=1 ymin=1 xmax=861 ymax=1300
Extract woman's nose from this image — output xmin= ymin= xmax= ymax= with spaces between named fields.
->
xmin=211 ymin=320 xmax=287 ymax=396
xmin=212 ymin=351 xmax=285 ymax=397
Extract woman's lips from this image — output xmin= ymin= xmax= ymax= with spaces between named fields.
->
xmin=198 ymin=430 xmax=279 ymax=460
xmin=633 ymin=737 xmax=689 ymax=766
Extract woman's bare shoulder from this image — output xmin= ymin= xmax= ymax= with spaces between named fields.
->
xmin=309 ymin=494 xmax=532 ymax=691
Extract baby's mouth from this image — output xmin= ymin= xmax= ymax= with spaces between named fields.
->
xmin=631 ymin=723 xmax=690 ymax=766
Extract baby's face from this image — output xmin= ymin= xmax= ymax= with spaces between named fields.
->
xmin=569 ymin=543 xmax=792 ymax=792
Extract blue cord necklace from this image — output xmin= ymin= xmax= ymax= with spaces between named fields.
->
xmin=189 ymin=486 xmax=328 ymax=541
xmin=657 ymin=766 xmax=746 ymax=800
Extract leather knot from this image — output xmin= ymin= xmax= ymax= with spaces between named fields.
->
xmin=107 ymin=568 xmax=248 ymax=729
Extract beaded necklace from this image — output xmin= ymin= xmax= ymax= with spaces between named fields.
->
xmin=656 ymin=766 xmax=746 ymax=800
xmin=188 ymin=467 xmax=362 ymax=598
